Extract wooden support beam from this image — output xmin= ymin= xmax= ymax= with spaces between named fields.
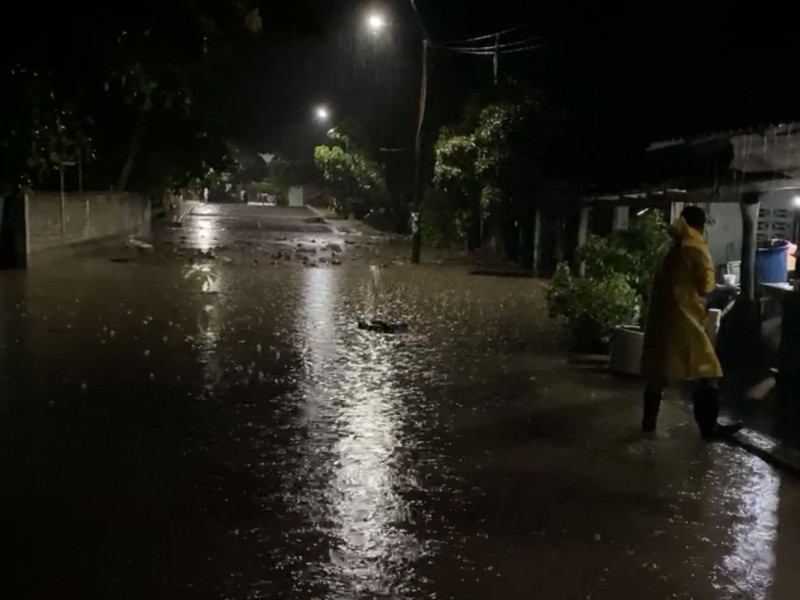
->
xmin=532 ymin=208 xmax=542 ymax=276
xmin=611 ymin=206 xmax=630 ymax=231
xmin=670 ymin=201 xmax=685 ymax=223
xmin=575 ymin=206 xmax=590 ymax=276
xmin=740 ymin=191 xmax=761 ymax=302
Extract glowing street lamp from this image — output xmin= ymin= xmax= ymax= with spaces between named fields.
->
xmin=366 ymin=12 xmax=387 ymax=35
xmin=314 ymin=105 xmax=330 ymax=123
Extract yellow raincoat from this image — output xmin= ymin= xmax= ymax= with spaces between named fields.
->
xmin=640 ymin=217 xmax=722 ymax=382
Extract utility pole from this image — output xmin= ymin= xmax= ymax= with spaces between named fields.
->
xmin=410 ymin=37 xmax=428 ymax=265
xmin=409 ymin=0 xmax=430 ymax=265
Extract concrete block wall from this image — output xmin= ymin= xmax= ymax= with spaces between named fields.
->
xmin=25 ymin=192 xmax=150 ymax=256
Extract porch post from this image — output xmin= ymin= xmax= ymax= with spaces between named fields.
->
xmin=575 ymin=205 xmax=590 ymax=276
xmin=611 ymin=205 xmax=629 ymax=231
xmin=740 ymin=191 xmax=761 ymax=302
xmin=670 ymin=200 xmax=685 ymax=223
xmin=532 ymin=208 xmax=542 ymax=275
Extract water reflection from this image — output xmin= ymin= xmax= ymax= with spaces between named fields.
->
xmin=193 ymin=217 xmax=217 ymax=251
xmin=720 ymin=454 xmax=780 ymax=599
xmin=183 ymin=262 xmax=223 ymax=391
xmin=298 ymin=266 xmax=419 ymax=597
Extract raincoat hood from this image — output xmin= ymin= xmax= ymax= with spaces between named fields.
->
xmin=667 ymin=217 xmax=707 ymax=252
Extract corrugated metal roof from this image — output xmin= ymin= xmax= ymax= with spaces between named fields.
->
xmin=646 ymin=122 xmax=800 ymax=152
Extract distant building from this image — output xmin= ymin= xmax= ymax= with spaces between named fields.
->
xmin=288 ymin=186 xmax=306 ymax=207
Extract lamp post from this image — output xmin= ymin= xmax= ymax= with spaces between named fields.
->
xmin=363 ymin=5 xmax=428 ymax=264
xmin=410 ymin=34 xmax=428 ymax=265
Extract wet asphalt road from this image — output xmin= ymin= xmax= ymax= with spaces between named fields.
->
xmin=1 ymin=203 xmax=800 ymax=599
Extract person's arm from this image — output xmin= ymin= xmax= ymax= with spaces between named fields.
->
xmin=687 ymin=247 xmax=716 ymax=297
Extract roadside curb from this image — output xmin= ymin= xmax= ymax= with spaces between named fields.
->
xmin=669 ymin=397 xmax=800 ymax=477
xmin=730 ymin=430 xmax=800 ymax=477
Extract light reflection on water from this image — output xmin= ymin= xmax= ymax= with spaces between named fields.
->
xmin=193 ymin=217 xmax=218 ymax=252
xmin=183 ymin=262 xmax=223 ymax=390
xmin=298 ymin=267 xmax=421 ymax=597
xmin=720 ymin=453 xmax=780 ymax=599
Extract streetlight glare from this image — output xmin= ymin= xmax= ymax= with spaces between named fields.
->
xmin=314 ymin=106 xmax=330 ymax=122
xmin=366 ymin=12 xmax=387 ymax=34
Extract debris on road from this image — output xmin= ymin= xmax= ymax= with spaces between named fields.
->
xmin=358 ymin=319 xmax=409 ymax=334
xmin=127 ymin=238 xmax=154 ymax=251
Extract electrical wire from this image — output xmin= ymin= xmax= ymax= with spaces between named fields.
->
xmin=436 ymin=24 xmax=534 ymax=47
xmin=439 ymin=37 xmax=541 ymax=53
xmin=406 ymin=5 xmax=540 ymax=65
xmin=445 ymin=44 xmax=541 ymax=56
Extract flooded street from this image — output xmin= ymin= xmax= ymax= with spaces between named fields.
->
xmin=1 ymin=204 xmax=800 ymax=599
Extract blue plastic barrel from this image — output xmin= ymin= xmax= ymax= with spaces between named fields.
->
xmin=756 ymin=241 xmax=791 ymax=284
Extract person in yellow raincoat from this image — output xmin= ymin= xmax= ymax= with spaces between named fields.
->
xmin=640 ymin=206 xmax=742 ymax=439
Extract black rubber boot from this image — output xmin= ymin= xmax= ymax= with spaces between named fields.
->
xmin=693 ymin=381 xmax=743 ymax=440
xmin=642 ymin=389 xmax=662 ymax=432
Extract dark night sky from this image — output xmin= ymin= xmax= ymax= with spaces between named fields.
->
xmin=233 ymin=2 xmax=800 ymax=160
xmin=11 ymin=1 xmax=800 ymax=176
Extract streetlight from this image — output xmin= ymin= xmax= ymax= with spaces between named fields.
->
xmin=314 ymin=105 xmax=330 ymax=123
xmin=366 ymin=12 xmax=387 ymax=35
xmin=362 ymin=4 xmax=428 ymax=265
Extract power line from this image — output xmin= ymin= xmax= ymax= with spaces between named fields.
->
xmin=436 ymin=24 xmax=535 ymax=47
xmin=445 ymin=44 xmax=542 ymax=57
xmin=439 ymin=37 xmax=541 ymax=53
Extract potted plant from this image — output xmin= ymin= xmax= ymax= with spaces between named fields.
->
xmin=547 ymin=262 xmax=639 ymax=356
xmin=547 ymin=212 xmax=669 ymax=371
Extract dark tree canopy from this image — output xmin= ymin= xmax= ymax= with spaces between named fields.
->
xmin=1 ymin=1 xmax=262 ymax=194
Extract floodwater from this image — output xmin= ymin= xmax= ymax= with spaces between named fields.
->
xmin=1 ymin=204 xmax=799 ymax=599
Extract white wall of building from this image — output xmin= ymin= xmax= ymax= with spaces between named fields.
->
xmin=702 ymin=190 xmax=798 ymax=267
xmin=288 ymin=186 xmax=305 ymax=207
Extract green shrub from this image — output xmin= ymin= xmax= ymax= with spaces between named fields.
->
xmin=547 ymin=213 xmax=667 ymax=351
xmin=547 ymin=263 xmax=639 ymax=352
xmin=578 ymin=212 xmax=668 ymax=322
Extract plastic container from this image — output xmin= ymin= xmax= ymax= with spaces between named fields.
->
xmin=705 ymin=309 xmax=722 ymax=347
xmin=756 ymin=240 xmax=791 ymax=284
xmin=608 ymin=326 xmax=644 ymax=376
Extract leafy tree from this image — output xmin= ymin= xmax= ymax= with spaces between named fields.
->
xmin=313 ymin=129 xmax=386 ymax=219
xmin=429 ymin=95 xmax=547 ymax=260
xmin=473 ymin=98 xmax=547 ymax=265
xmin=432 ymin=129 xmax=480 ymax=249
xmin=1 ymin=1 xmax=261 ymax=195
